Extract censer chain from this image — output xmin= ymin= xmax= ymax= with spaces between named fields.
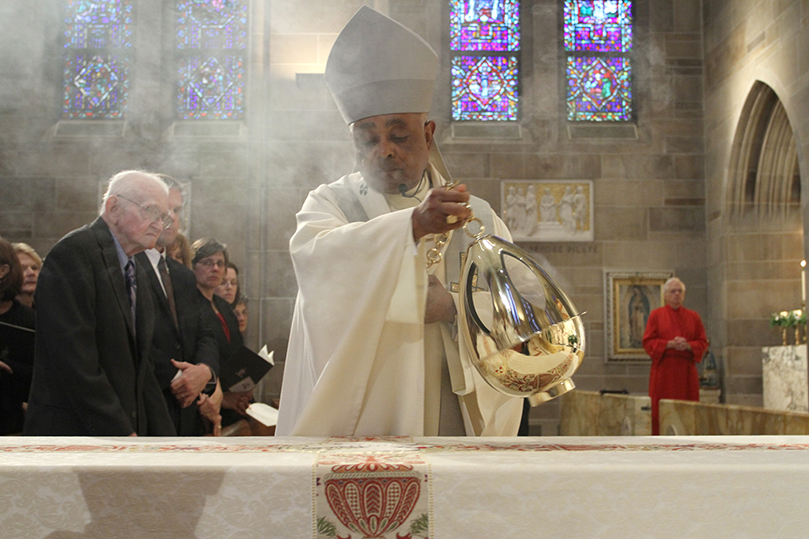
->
xmin=425 ymin=181 xmax=484 ymax=269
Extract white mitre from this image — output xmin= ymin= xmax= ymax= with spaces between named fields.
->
xmin=325 ymin=5 xmax=439 ymax=125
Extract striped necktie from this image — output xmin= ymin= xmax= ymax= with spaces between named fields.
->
xmin=124 ymin=259 xmax=136 ymax=328
xmin=157 ymin=256 xmax=179 ymax=330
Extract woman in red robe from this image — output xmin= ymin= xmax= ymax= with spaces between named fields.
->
xmin=643 ymin=277 xmax=708 ymax=435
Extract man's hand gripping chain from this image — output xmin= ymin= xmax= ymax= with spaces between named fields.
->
xmin=425 ymin=181 xmax=485 ymax=269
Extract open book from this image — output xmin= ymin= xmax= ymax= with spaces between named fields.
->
xmin=220 ymin=345 xmax=274 ymax=393
xmin=246 ymin=402 xmax=279 ymax=427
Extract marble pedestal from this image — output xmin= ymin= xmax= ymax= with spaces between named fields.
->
xmin=559 ymin=390 xmax=651 ymax=435
xmin=762 ymin=345 xmax=808 ymax=412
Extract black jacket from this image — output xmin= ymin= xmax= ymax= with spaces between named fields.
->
xmin=135 ymin=252 xmax=219 ymax=435
xmin=0 ymin=299 xmax=35 ymax=434
xmin=25 ymin=217 xmax=175 ymax=436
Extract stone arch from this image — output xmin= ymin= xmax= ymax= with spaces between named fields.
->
xmin=720 ymin=81 xmax=803 ymax=406
xmin=726 ymin=81 xmax=800 ymax=228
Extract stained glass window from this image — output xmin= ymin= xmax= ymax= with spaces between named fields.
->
xmin=450 ymin=1 xmax=520 ymax=121
xmin=566 ymin=56 xmax=631 ymax=121
xmin=564 ymin=0 xmax=633 ymax=122
xmin=62 ymin=0 xmax=132 ymax=119
xmin=450 ymin=0 xmax=520 ymax=52
xmin=452 ymin=56 xmax=519 ymax=121
xmin=564 ymin=0 xmax=632 ymax=52
xmin=176 ymin=0 xmax=248 ymax=120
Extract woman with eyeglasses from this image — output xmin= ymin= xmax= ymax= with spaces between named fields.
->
xmin=191 ymin=238 xmax=251 ymax=430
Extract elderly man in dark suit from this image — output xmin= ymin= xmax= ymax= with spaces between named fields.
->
xmin=25 ymin=170 xmax=176 ymax=436
xmin=136 ymin=176 xmax=221 ymax=435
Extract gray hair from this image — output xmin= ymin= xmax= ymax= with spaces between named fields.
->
xmin=100 ymin=170 xmax=168 ymax=215
xmin=191 ymin=237 xmax=229 ymax=267
xmin=663 ymin=277 xmax=685 ymax=294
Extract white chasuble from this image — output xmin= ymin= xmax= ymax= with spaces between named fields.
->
xmin=276 ymin=169 xmax=522 ymax=436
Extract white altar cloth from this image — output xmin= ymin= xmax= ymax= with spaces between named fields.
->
xmin=2 ymin=436 xmax=809 ymax=538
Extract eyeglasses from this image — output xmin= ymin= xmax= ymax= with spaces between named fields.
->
xmin=117 ymin=195 xmax=173 ymax=229
xmin=197 ymin=259 xmax=226 ymax=269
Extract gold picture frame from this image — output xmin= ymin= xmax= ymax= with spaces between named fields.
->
xmin=605 ymin=271 xmax=673 ymax=362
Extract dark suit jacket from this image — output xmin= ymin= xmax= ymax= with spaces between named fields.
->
xmin=0 ymin=299 xmax=35 ymax=435
xmin=135 ymin=252 xmax=219 ymax=435
xmin=211 ymin=293 xmax=244 ymax=427
xmin=24 ymin=217 xmax=176 ymax=436
xmin=212 ymin=293 xmax=243 ymax=374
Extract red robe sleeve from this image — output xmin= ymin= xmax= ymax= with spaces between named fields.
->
xmin=642 ymin=309 xmax=668 ymax=365
xmin=687 ymin=310 xmax=708 ymax=364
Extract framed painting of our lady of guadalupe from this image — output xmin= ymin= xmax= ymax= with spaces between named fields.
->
xmin=605 ymin=271 xmax=673 ymax=362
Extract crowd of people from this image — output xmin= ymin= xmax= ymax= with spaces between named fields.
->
xmin=0 ymin=172 xmax=256 ymax=436
xmin=0 ymin=7 xmax=707 ymax=439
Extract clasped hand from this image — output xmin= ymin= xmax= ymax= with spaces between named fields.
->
xmin=411 ymin=184 xmax=472 ymax=241
xmin=198 ymin=383 xmax=222 ymax=436
xmin=667 ymin=336 xmax=692 ymax=351
xmin=222 ymin=389 xmax=253 ymax=416
xmin=170 ymin=359 xmax=213 ymax=408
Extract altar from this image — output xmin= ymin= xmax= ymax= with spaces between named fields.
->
xmin=762 ymin=345 xmax=809 ymax=412
xmin=2 ymin=436 xmax=809 ymax=538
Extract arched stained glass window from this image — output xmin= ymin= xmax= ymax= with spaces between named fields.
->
xmin=450 ymin=0 xmax=520 ymax=121
xmin=62 ymin=0 xmax=132 ymax=119
xmin=176 ymin=0 xmax=248 ymax=120
xmin=564 ymin=0 xmax=633 ymax=122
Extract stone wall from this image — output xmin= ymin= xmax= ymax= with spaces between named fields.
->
xmin=702 ymin=0 xmax=809 ymax=406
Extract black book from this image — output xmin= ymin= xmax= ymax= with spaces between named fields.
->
xmin=220 ymin=346 xmax=273 ymax=393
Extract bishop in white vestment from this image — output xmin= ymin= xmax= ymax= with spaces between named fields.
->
xmin=276 ymin=6 xmax=522 ymax=437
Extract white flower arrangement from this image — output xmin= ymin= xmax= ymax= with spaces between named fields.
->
xmin=769 ymin=309 xmax=806 ymax=328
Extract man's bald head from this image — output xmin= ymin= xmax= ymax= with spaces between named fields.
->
xmin=101 ymin=171 xmax=170 ymax=256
